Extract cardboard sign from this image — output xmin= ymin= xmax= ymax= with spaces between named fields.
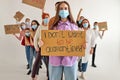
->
xmin=4 ymin=24 xmax=20 ymax=34
xmin=98 ymin=22 xmax=107 ymax=31
xmin=14 ymin=11 xmax=24 ymax=22
xmin=41 ymin=30 xmax=85 ymax=56
xmin=22 ymin=0 xmax=46 ymax=9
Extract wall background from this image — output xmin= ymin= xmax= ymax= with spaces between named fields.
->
xmin=0 ymin=0 xmax=120 ymax=80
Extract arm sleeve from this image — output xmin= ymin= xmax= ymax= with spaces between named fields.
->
xmin=34 ymin=26 xmax=41 ymax=49
xmin=91 ymin=30 xmax=96 ymax=47
xmin=98 ymin=31 xmax=103 ymax=39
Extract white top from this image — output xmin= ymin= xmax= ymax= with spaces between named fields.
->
xmin=34 ymin=25 xmax=48 ymax=49
xmin=79 ymin=28 xmax=96 ymax=63
xmin=92 ymin=29 xmax=102 ymax=44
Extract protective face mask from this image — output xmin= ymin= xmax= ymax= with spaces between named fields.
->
xmin=59 ymin=10 xmax=69 ymax=18
xmin=79 ymin=20 xmax=83 ymax=24
xmin=32 ymin=25 xmax=37 ymax=30
xmin=83 ymin=23 xmax=88 ymax=28
xmin=43 ymin=18 xmax=49 ymax=24
xmin=26 ymin=22 xmax=30 ymax=25
xmin=21 ymin=25 xmax=26 ymax=30
xmin=94 ymin=25 xmax=98 ymax=29
xmin=25 ymin=32 xmax=30 ymax=37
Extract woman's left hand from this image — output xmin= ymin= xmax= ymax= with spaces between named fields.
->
xmin=38 ymin=39 xmax=44 ymax=47
xmin=90 ymin=48 xmax=94 ymax=54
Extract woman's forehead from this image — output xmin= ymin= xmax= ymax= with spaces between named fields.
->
xmin=32 ymin=22 xmax=37 ymax=24
xmin=45 ymin=15 xmax=49 ymax=18
xmin=59 ymin=3 xmax=68 ymax=8
xmin=83 ymin=20 xmax=88 ymax=23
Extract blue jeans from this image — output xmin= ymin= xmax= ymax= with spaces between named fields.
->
xmin=81 ymin=62 xmax=88 ymax=72
xmin=29 ymin=47 xmax=37 ymax=70
xmin=25 ymin=46 xmax=30 ymax=65
xmin=49 ymin=61 xmax=78 ymax=80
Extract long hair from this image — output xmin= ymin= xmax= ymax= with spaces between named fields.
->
xmin=31 ymin=20 xmax=40 ymax=31
xmin=80 ymin=19 xmax=90 ymax=28
xmin=31 ymin=20 xmax=40 ymax=26
xmin=50 ymin=1 xmax=75 ymax=30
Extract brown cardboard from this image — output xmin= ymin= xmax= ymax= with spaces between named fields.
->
xmin=14 ymin=11 xmax=24 ymax=22
xmin=98 ymin=22 xmax=108 ymax=31
xmin=4 ymin=24 xmax=20 ymax=34
xmin=41 ymin=30 xmax=85 ymax=56
xmin=22 ymin=0 xmax=46 ymax=9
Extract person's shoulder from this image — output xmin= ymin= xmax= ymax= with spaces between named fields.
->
xmin=69 ymin=22 xmax=78 ymax=30
xmin=50 ymin=16 xmax=55 ymax=21
xmin=70 ymin=22 xmax=78 ymax=27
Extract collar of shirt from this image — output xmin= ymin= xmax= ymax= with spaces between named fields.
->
xmin=58 ymin=20 xmax=70 ymax=26
xmin=57 ymin=20 xmax=71 ymax=30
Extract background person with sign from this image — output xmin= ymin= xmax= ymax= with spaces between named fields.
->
xmin=13 ymin=22 xmax=31 ymax=70
xmin=91 ymin=22 xmax=105 ymax=67
xmin=76 ymin=8 xmax=84 ymax=29
xmin=25 ymin=18 xmax=31 ymax=29
xmin=78 ymin=19 xmax=95 ymax=80
xmin=27 ymin=20 xmax=40 ymax=75
xmin=32 ymin=11 xmax=50 ymax=80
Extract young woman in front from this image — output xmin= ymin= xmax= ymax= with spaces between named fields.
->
xmin=48 ymin=1 xmax=78 ymax=80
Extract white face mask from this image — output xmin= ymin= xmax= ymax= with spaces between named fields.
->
xmin=93 ymin=25 xmax=99 ymax=30
xmin=83 ymin=23 xmax=88 ymax=28
xmin=21 ymin=25 xmax=26 ymax=30
xmin=26 ymin=22 xmax=30 ymax=25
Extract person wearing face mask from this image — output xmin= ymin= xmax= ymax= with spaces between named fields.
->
xmin=13 ymin=22 xmax=31 ymax=70
xmin=91 ymin=22 xmax=105 ymax=67
xmin=27 ymin=20 xmax=40 ymax=75
xmin=31 ymin=11 xmax=50 ymax=80
xmin=76 ymin=8 xmax=84 ymax=29
xmin=76 ymin=8 xmax=85 ymax=74
xmin=78 ymin=19 xmax=95 ymax=80
xmin=40 ymin=1 xmax=78 ymax=80
xmin=25 ymin=18 xmax=31 ymax=29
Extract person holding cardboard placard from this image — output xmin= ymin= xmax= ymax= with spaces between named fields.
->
xmin=47 ymin=1 xmax=79 ymax=80
xmin=76 ymin=8 xmax=84 ymax=74
xmin=27 ymin=20 xmax=40 ymax=75
xmin=76 ymin=8 xmax=84 ymax=29
xmin=13 ymin=22 xmax=31 ymax=70
xmin=91 ymin=22 xmax=105 ymax=67
xmin=32 ymin=11 xmax=50 ymax=80
xmin=25 ymin=18 xmax=31 ymax=29
xmin=78 ymin=19 xmax=95 ymax=80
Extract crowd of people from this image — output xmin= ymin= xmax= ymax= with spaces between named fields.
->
xmin=14 ymin=1 xmax=105 ymax=80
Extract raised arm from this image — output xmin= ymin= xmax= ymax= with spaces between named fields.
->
xmin=98 ymin=30 xmax=105 ymax=39
xmin=76 ymin=8 xmax=83 ymax=21
xmin=13 ymin=31 xmax=24 ymax=41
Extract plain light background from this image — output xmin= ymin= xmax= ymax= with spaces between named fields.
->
xmin=0 ymin=0 xmax=120 ymax=80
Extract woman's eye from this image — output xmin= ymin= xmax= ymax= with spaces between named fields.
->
xmin=65 ymin=7 xmax=68 ymax=10
xmin=60 ymin=8 xmax=63 ymax=10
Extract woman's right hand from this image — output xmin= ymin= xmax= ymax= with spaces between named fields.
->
xmin=35 ymin=47 xmax=39 ymax=52
xmin=13 ymin=33 xmax=16 ymax=36
xmin=38 ymin=39 xmax=44 ymax=47
xmin=82 ymin=42 xmax=86 ymax=49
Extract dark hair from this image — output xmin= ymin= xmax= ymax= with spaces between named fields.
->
xmin=31 ymin=20 xmax=40 ymax=26
xmin=55 ymin=1 xmax=60 ymax=6
xmin=50 ymin=1 xmax=75 ymax=29
xmin=80 ymin=19 xmax=90 ymax=28
xmin=94 ymin=22 xmax=98 ymax=26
